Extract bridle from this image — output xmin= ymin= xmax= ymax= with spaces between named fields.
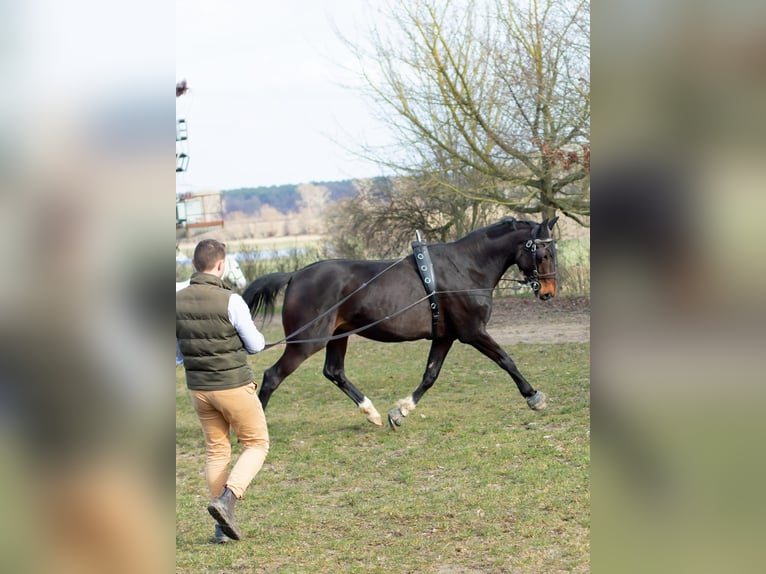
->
xmin=520 ymin=237 xmax=557 ymax=294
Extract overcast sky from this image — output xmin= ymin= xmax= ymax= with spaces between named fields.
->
xmin=176 ymin=0 xmax=392 ymax=191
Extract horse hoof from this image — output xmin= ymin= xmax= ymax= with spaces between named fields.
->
xmin=367 ymin=412 xmax=383 ymax=426
xmin=527 ymin=391 xmax=546 ymax=410
xmin=387 ymin=408 xmax=405 ymax=430
xmin=359 ymin=398 xmax=383 ymax=426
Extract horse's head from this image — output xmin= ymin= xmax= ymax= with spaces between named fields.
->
xmin=223 ymin=254 xmax=248 ymax=290
xmin=519 ymin=217 xmax=559 ymax=300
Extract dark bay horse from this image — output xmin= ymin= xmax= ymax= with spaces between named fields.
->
xmin=243 ymin=216 xmax=558 ymax=428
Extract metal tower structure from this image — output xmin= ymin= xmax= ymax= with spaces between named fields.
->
xmin=176 ymin=80 xmax=224 ymax=240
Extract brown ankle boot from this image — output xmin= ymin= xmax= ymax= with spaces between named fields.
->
xmin=213 ymin=523 xmax=232 ymax=544
xmin=207 ymin=487 xmax=241 ymax=540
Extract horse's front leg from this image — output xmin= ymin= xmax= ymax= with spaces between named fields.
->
xmin=323 ymin=337 xmax=382 ymax=426
xmin=467 ymin=330 xmax=546 ymax=411
xmin=388 ymin=339 xmax=454 ymax=429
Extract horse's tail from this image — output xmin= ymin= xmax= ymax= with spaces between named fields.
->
xmin=242 ymin=272 xmax=294 ymax=320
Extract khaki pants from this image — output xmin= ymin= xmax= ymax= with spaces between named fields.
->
xmin=189 ymin=382 xmax=270 ymax=500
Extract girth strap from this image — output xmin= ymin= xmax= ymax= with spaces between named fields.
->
xmin=411 ymin=231 xmax=439 ymax=338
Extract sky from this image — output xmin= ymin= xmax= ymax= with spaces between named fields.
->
xmin=176 ymin=0 xmax=392 ymax=191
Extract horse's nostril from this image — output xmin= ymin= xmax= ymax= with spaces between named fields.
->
xmin=540 ymin=293 xmax=552 ymax=301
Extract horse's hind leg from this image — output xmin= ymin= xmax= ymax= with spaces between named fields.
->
xmin=259 ymin=344 xmax=319 ymax=410
xmin=388 ymin=339 xmax=454 ymax=429
xmin=323 ymin=337 xmax=382 ymax=426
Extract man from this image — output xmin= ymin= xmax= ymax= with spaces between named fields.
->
xmin=176 ymin=239 xmax=268 ymax=544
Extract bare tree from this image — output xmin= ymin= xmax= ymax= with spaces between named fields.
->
xmin=326 ymin=174 xmax=503 ymax=258
xmin=333 ymin=0 xmax=589 ymax=241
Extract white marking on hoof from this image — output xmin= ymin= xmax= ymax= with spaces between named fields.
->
xmin=527 ymin=390 xmax=547 ymax=410
xmin=395 ymin=396 xmax=416 ymax=417
xmin=359 ymin=397 xmax=383 ymax=426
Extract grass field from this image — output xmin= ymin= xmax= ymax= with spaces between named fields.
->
xmin=176 ymin=324 xmax=589 ymax=573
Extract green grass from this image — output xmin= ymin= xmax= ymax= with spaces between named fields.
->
xmin=556 ymin=238 xmax=590 ymax=296
xmin=177 ymin=335 xmax=589 ymax=573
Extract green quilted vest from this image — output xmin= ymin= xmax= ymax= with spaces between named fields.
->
xmin=176 ymin=272 xmax=253 ymax=390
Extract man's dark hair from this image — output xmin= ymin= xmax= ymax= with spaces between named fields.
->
xmin=193 ymin=239 xmax=226 ymax=272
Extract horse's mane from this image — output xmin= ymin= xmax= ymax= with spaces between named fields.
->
xmin=458 ymin=217 xmax=537 ymax=242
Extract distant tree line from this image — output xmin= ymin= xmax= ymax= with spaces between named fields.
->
xmin=222 ymin=180 xmax=358 ymax=216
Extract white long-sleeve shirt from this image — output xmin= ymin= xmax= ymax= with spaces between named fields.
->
xmin=176 ymin=292 xmax=265 ymax=366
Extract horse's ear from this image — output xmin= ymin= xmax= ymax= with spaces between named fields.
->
xmin=535 ymin=217 xmax=558 ymax=239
